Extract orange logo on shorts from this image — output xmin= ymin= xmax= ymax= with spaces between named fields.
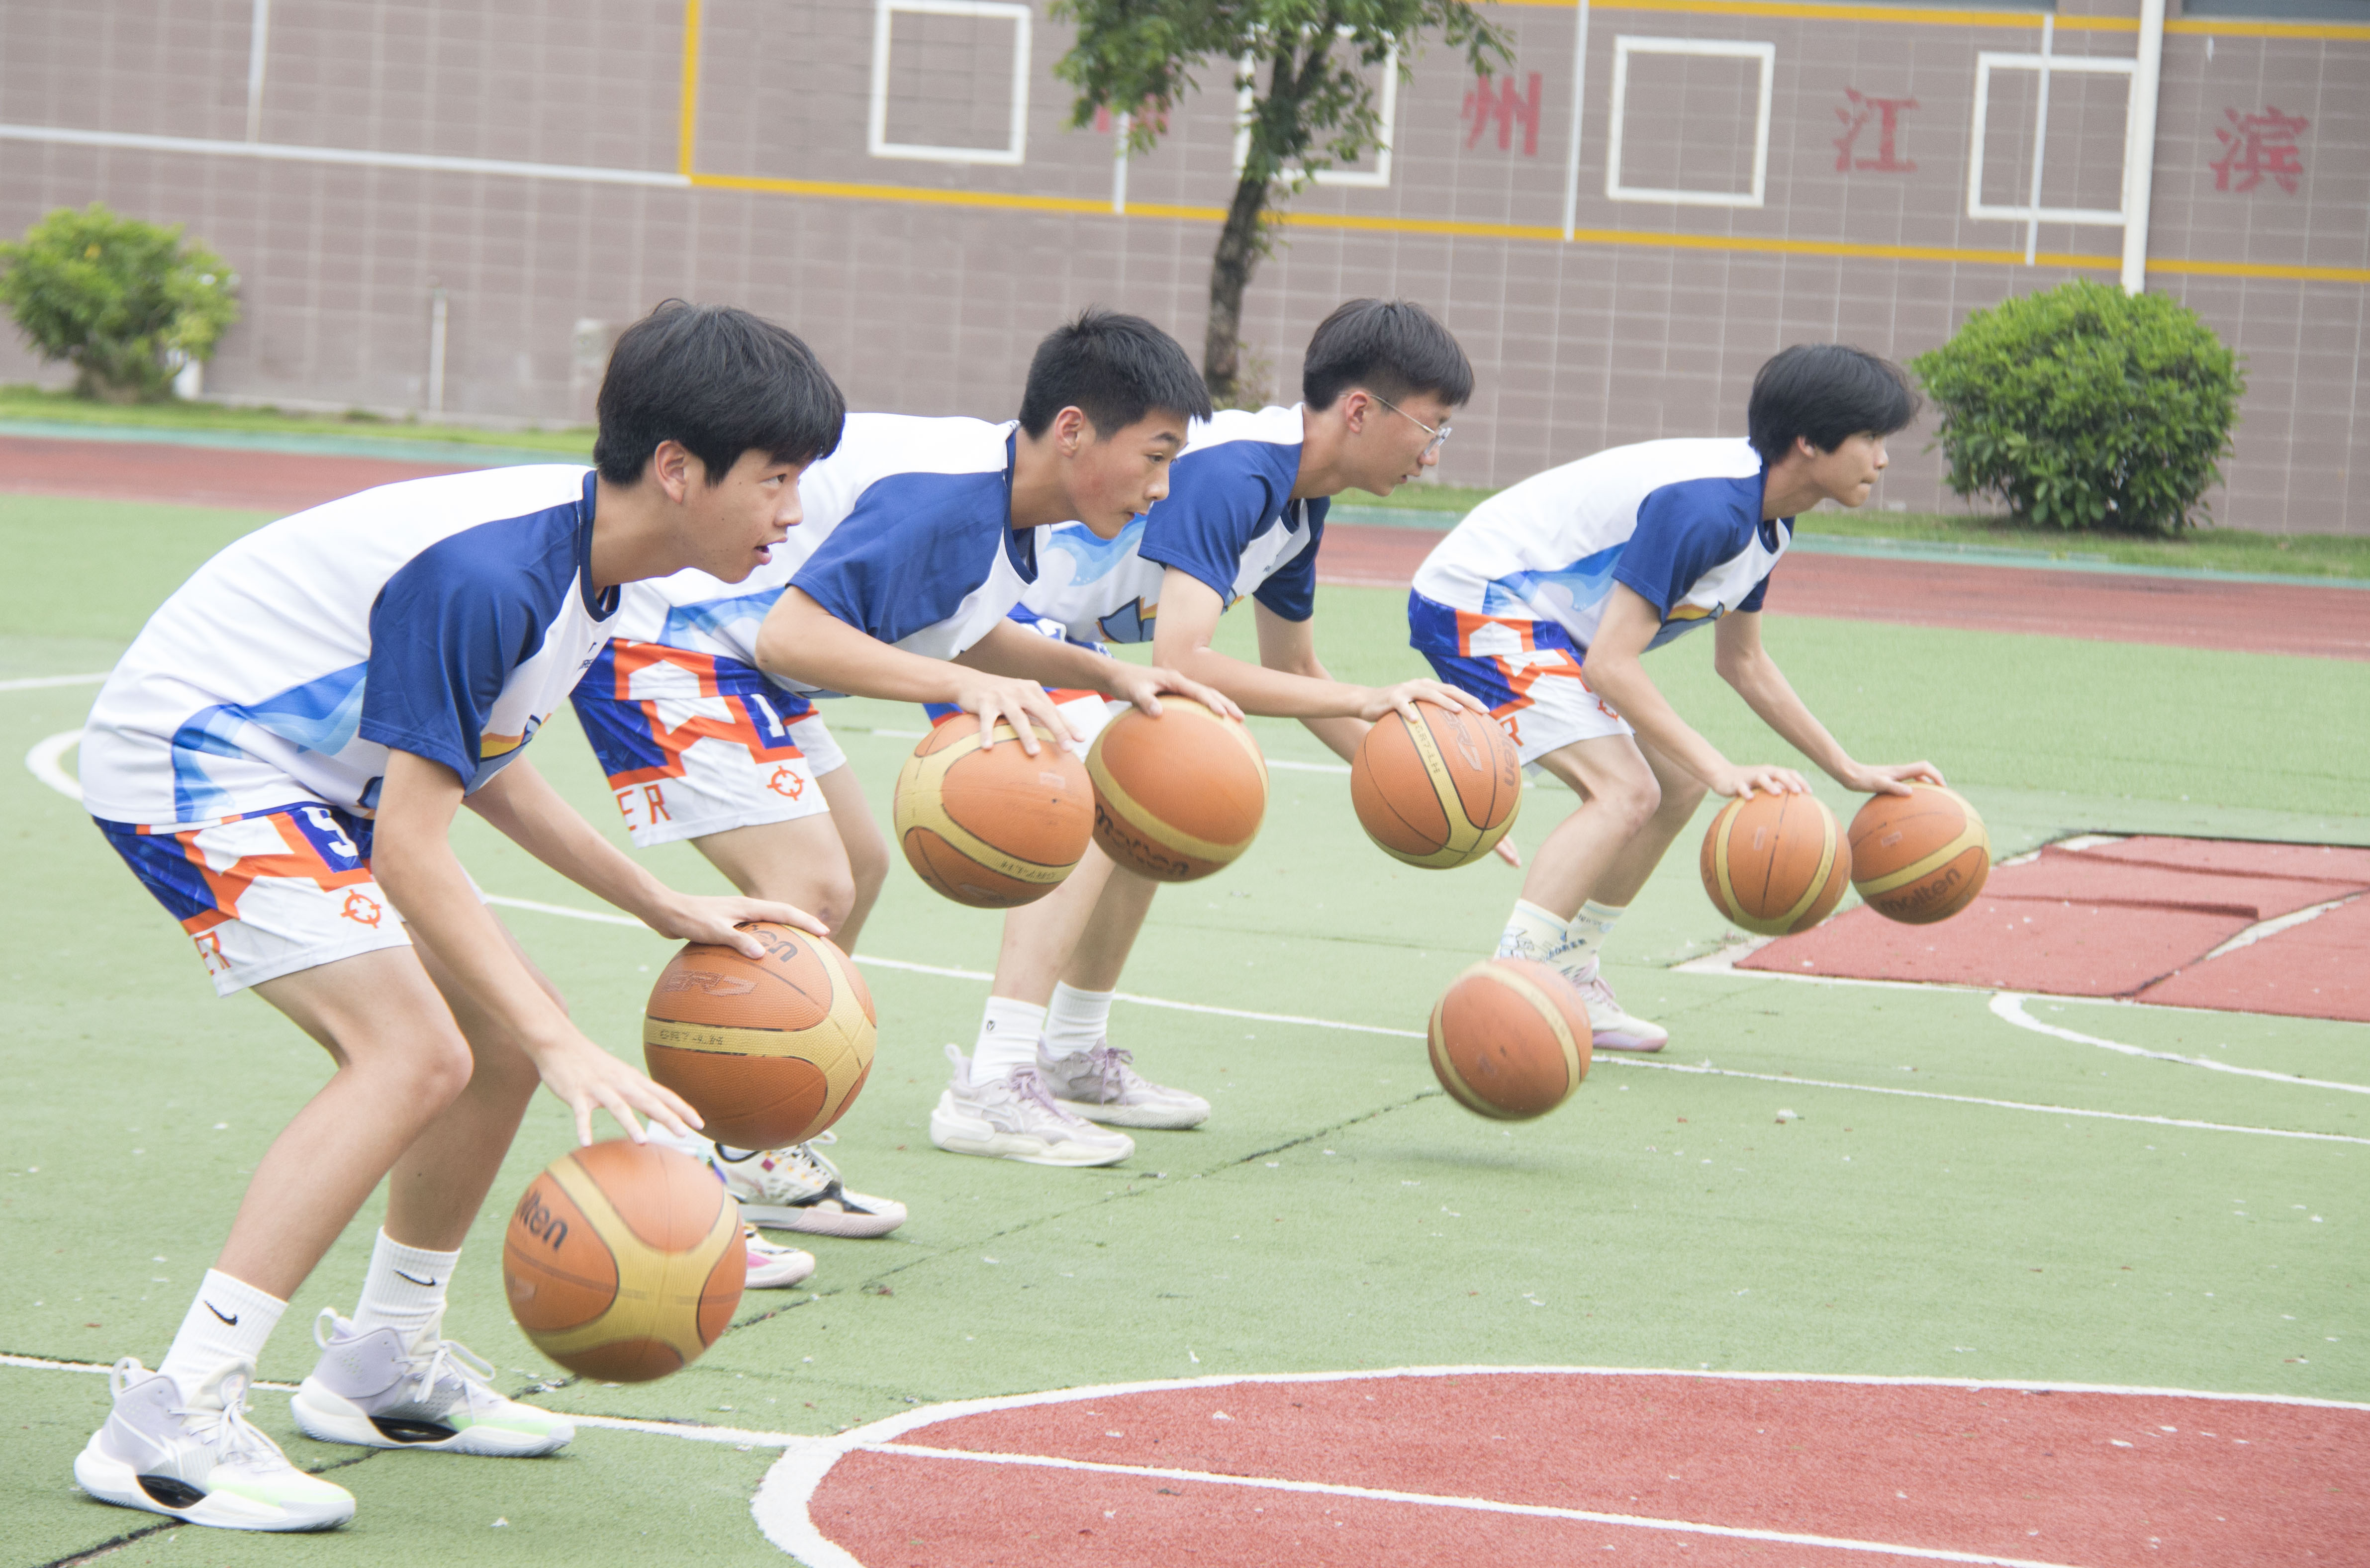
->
xmin=766 ymin=766 xmax=805 ymax=799
xmin=339 ymin=891 xmax=384 ymax=928
xmin=193 ymin=931 xmax=228 ymax=974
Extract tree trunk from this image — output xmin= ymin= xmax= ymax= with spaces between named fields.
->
xmin=1203 ymin=171 xmax=1271 ymax=407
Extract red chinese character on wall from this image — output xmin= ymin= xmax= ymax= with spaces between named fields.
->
xmin=1462 ymin=72 xmax=1542 ymax=156
xmin=1833 ymin=89 xmax=1917 ymax=172
xmin=1093 ymin=99 xmax=1168 ymax=135
xmin=2210 ymin=106 xmax=2308 ymax=194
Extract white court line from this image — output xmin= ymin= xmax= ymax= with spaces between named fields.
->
xmin=2202 ymin=894 xmax=2361 ymax=959
xmin=1991 ymin=993 xmax=2370 ymax=1095
xmin=868 ymin=1440 xmax=2088 ymax=1568
xmin=25 ymin=741 xmax=2363 ymax=1142
xmin=0 ymin=672 xmax=109 ymax=692
xmin=751 ymin=1365 xmax=2370 ymax=1568
xmin=26 ymin=729 xmax=82 ymax=798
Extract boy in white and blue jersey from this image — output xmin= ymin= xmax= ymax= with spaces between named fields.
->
xmin=1413 ymin=345 xmax=1945 ymax=1050
xmin=569 ymin=409 xmax=1101 ymax=1228
xmin=948 ymin=301 xmax=1493 ymax=1154
xmin=755 ymin=310 xmax=1237 ymax=1170
xmin=72 ymin=305 xmax=843 ymax=1533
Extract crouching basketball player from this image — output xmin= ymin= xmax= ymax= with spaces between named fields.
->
xmin=1410 ymin=344 xmax=1945 ymax=1049
xmin=71 ymin=302 xmax=840 ymax=1531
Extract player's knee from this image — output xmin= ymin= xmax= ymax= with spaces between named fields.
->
xmin=1609 ymin=772 xmax=1661 ymax=835
xmin=405 ymin=1028 xmax=477 ymax=1109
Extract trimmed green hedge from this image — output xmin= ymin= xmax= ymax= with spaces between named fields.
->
xmin=0 ymin=203 xmax=239 ymax=403
xmin=1911 ymin=280 xmax=2242 ymax=533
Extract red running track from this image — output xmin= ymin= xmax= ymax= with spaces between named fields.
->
xmin=782 ymin=1369 xmax=2368 ymax=1568
xmin=5 ymin=434 xmax=2366 ymax=660
xmin=1317 ymin=524 xmax=2370 ymax=661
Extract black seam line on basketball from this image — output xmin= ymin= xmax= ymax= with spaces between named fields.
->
xmin=38 ymin=1453 xmax=381 ymax=1568
xmin=763 ymin=1091 xmax=1446 ymax=1316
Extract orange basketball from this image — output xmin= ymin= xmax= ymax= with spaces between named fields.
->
xmin=892 ymin=718 xmax=1094 ymax=908
xmin=1700 ymin=791 xmax=1851 ymax=936
xmin=1085 ymin=698 xmax=1267 ymax=881
xmin=1351 ymin=699 xmax=1522 ymax=869
xmin=1427 ymin=959 xmax=1592 ymax=1120
xmin=501 ymin=1140 xmax=743 ymax=1383
xmin=1850 ymin=784 xmax=1991 ymax=924
xmin=643 ymin=922 xmax=875 ymax=1151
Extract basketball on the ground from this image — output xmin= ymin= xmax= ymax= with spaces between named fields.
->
xmin=1427 ymin=959 xmax=1592 ymax=1120
xmin=1701 ymin=791 xmax=1851 ymax=935
xmin=1351 ymin=698 xmax=1521 ymax=869
xmin=1085 ymin=697 xmax=1267 ymax=881
xmin=1849 ymin=784 xmax=1991 ymax=924
xmin=643 ymin=922 xmax=875 ymax=1150
xmin=501 ymin=1140 xmax=744 ymax=1383
xmin=892 ymin=719 xmax=1093 ymax=908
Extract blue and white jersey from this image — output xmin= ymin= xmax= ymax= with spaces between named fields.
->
xmin=83 ymin=466 xmax=617 ymax=827
xmin=602 ymin=414 xmax=1037 ymax=692
xmin=1024 ymin=404 xmax=1325 ymax=644
xmin=1410 ymin=438 xmax=1788 ymax=659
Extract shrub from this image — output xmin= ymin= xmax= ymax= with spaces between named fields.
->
xmin=1910 ymin=279 xmax=2242 ymax=532
xmin=0 ymin=203 xmax=240 ymax=403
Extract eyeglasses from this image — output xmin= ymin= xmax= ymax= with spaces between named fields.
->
xmin=1372 ymin=393 xmax=1452 ymax=459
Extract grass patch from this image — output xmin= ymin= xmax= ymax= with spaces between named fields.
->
xmin=1795 ymin=508 xmax=2370 ymax=580
xmin=0 ymin=384 xmax=594 ymax=456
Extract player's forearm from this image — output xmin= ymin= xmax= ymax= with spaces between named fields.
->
xmin=1582 ymin=654 xmax=1734 ymax=789
xmin=373 ymin=764 xmax=574 ymax=1055
xmin=755 ymin=589 xmax=966 ymax=703
xmin=955 ymin=623 xmax=1114 ymax=692
xmin=467 ymin=760 xmax=677 ymax=926
xmin=1720 ymin=650 xmax=1858 ymax=782
xmin=1159 ymin=640 xmax=1362 ymax=719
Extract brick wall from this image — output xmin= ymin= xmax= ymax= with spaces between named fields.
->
xmin=0 ymin=0 xmax=2362 ymax=530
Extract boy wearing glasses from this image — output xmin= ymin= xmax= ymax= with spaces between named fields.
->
xmin=934 ymin=298 xmax=1493 ymax=1165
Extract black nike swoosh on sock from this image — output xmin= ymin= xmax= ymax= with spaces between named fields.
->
xmin=206 ymin=1302 xmax=238 ymax=1326
xmin=392 ymin=1270 xmax=439 ymax=1288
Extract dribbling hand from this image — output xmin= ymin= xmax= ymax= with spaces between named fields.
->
xmin=1713 ymin=763 xmax=1811 ymax=799
xmin=533 ymin=1030 xmax=705 ymax=1148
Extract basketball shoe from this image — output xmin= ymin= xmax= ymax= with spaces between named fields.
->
xmin=1567 ymin=968 xmax=1668 ymax=1052
xmin=290 ymin=1309 xmax=572 ymax=1456
xmin=929 ymin=1044 xmax=1135 ymax=1166
xmin=742 ymin=1224 xmax=817 ymax=1289
xmin=76 ymin=1358 xmax=355 ymax=1531
xmin=1038 ymin=1041 xmax=1210 ymax=1129
xmin=713 ymin=1133 xmax=907 ymax=1239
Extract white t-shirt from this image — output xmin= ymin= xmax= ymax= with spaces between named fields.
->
xmin=1412 ymin=438 xmax=1791 ymax=661
xmin=1024 ymin=405 xmax=1325 ymax=644
xmin=83 ymin=466 xmax=617 ymax=827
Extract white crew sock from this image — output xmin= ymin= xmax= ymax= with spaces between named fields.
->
xmin=1496 ymin=899 xmax=1571 ymax=964
xmin=350 ymin=1229 xmax=460 ymax=1343
xmin=1553 ymin=899 xmax=1628 ymax=981
xmin=972 ymin=996 xmax=1049 ymax=1082
xmin=158 ymin=1269 xmax=286 ymax=1399
xmin=1043 ymin=983 xmax=1116 ymax=1060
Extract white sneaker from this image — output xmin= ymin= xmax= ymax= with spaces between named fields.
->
xmin=742 ymin=1224 xmax=817 ymax=1290
xmin=290 ymin=1309 xmax=573 ymax=1457
xmin=1569 ymin=970 xmax=1668 ymax=1052
xmin=713 ymin=1133 xmax=907 ymax=1239
xmin=929 ymin=1044 xmax=1136 ymax=1167
xmin=1039 ymin=1041 xmax=1210 ymax=1130
xmin=75 ymin=1358 xmax=355 ymax=1531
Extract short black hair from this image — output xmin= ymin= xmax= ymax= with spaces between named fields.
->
xmin=1746 ymin=344 xmax=1921 ymax=464
xmin=593 ymin=300 xmax=845 ymax=485
xmin=1302 ymin=298 xmax=1473 ymax=410
xmin=1017 ymin=309 xmax=1211 ymax=438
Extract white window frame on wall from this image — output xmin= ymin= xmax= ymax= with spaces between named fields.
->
xmin=867 ymin=0 xmax=1032 ymax=166
xmin=1965 ymin=49 xmax=2140 ymax=230
xmin=1232 ymin=40 xmax=1400 ymax=189
xmin=1604 ymin=36 xmax=1775 ymax=208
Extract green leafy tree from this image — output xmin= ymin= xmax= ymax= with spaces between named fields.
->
xmin=0 ymin=203 xmax=240 ymax=403
xmin=1911 ymin=280 xmax=2243 ymax=533
xmin=1054 ymin=0 xmax=1509 ymax=405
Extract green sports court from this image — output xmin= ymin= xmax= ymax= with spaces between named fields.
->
xmin=2 ymin=479 xmax=2363 ymax=1567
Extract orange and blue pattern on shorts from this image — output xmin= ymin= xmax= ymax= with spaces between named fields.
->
xmin=569 ymin=639 xmax=814 ymax=788
xmin=94 ymin=803 xmax=377 ymax=936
